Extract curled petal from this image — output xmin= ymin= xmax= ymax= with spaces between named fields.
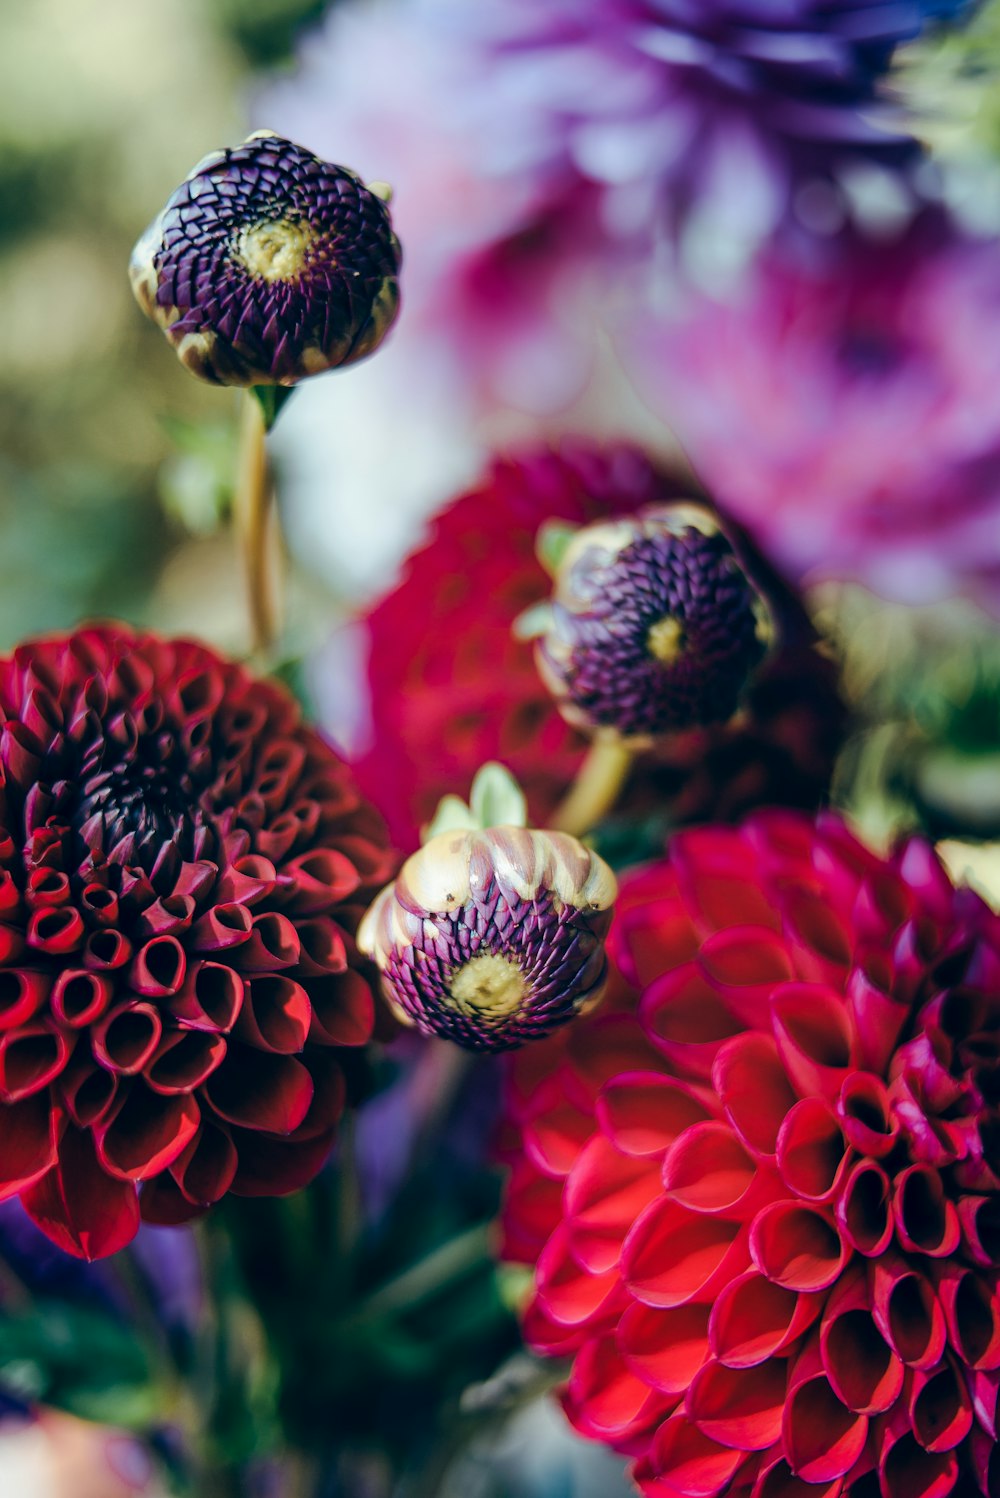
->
xmin=22 ymin=1125 xmax=140 ymax=1260
xmin=709 ymin=1269 xmax=818 ymax=1370
xmin=750 ymin=1202 xmax=847 ymax=1293
xmin=95 ymin=1084 xmax=200 ymax=1180
xmin=623 ymin=1198 xmax=748 ymax=1308
xmin=619 ymin=1301 xmax=710 ymax=1395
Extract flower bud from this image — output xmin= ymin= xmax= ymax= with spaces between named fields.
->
xmin=130 ymin=131 xmax=401 ymax=386
xmin=358 ymin=826 xmax=617 ymax=1051
xmin=535 ymin=504 xmax=769 ymax=745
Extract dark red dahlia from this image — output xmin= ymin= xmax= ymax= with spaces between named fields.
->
xmin=501 ymin=811 xmax=1000 ymax=1497
xmin=130 ymin=131 xmax=401 ymax=386
xmin=342 ymin=444 xmax=845 ymax=852
xmin=536 ymin=505 xmax=768 ymax=743
xmin=0 ymin=625 xmax=392 ymax=1259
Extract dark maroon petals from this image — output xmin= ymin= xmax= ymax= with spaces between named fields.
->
xmin=204 ymin=1046 xmax=313 ymax=1134
xmin=190 ymin=902 xmax=253 ymax=952
xmin=26 ymin=905 xmax=84 ymax=955
xmin=280 ymin=849 xmax=360 ymax=913
xmin=83 ymin=928 xmax=132 ymax=972
xmin=137 ymin=1173 xmax=205 ymax=1226
xmin=146 ymin=1030 xmax=226 ymax=1095
xmin=229 ymin=1128 xmax=335 ymax=1198
xmin=294 ymin=918 xmax=348 ymax=977
xmin=0 ymin=1091 xmax=58 ymax=1197
xmin=168 ymin=961 xmax=244 ymax=1033
xmin=215 ymin=855 xmax=277 ymax=907
xmin=235 ymin=975 xmax=312 ymax=1054
xmin=0 ymin=969 xmax=51 ymax=1029
xmin=135 ymin=894 xmax=196 ymax=938
xmin=50 ymin=970 xmax=111 ymax=1028
xmin=92 ymin=1002 xmax=162 ymax=1076
xmin=0 ymin=1023 xmax=72 ymax=1102
xmin=22 ymin=1126 xmax=140 ymax=1260
xmin=0 ymin=624 xmax=387 ymax=1256
xmin=284 ymin=1053 xmax=345 ymax=1142
xmin=230 ymin=912 xmax=300 ymax=972
xmin=307 ymin=970 xmax=374 ymax=1047
xmin=59 ymin=1054 xmax=118 ymax=1128
xmin=95 ymin=1084 xmax=200 ymax=1180
xmin=0 ymin=925 xmax=25 ymax=965
xmin=26 ymin=868 xmax=70 ymax=908
xmin=169 ymin=1120 xmax=237 ymax=1206
xmin=80 ymin=882 xmax=119 ymax=926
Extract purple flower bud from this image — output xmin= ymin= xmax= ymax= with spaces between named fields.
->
xmin=535 ymin=504 xmax=770 ymax=744
xmin=358 ymin=827 xmax=616 ymax=1051
xmin=130 ymin=131 xmax=401 ymax=386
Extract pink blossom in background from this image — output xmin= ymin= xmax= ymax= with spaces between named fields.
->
xmin=624 ymin=210 xmax=1000 ymax=612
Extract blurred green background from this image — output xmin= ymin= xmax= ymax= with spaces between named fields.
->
xmin=0 ymin=0 xmax=328 ymax=651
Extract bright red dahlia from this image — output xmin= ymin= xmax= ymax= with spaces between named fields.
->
xmin=500 ymin=811 xmax=1000 ymax=1497
xmin=342 ymin=444 xmax=845 ymax=851
xmin=0 ymin=626 xmax=392 ymax=1259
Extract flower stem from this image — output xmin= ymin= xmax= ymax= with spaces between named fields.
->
xmin=550 ymin=738 xmax=633 ymax=837
xmin=235 ymin=390 xmax=279 ymax=655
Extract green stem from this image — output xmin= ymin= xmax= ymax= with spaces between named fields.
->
xmin=550 ymin=737 xmax=633 ymax=837
xmin=235 ymin=390 xmax=279 ymax=655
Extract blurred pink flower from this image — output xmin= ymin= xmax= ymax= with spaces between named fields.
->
xmin=624 ymin=212 xmax=1000 ymax=611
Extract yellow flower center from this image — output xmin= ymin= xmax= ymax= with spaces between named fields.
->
xmin=647 ymin=615 xmax=685 ymax=664
xmin=236 ymin=219 xmax=315 ymax=282
xmin=447 ymin=953 xmax=526 ymax=1022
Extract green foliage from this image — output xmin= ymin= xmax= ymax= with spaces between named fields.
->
xmin=0 ymin=1302 xmax=159 ymax=1430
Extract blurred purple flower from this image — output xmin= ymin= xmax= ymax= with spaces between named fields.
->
xmin=624 ymin=209 xmax=1000 ymax=611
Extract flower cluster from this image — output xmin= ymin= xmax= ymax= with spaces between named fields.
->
xmin=0 ymin=626 xmax=391 ymax=1258
xmin=130 ymin=131 xmax=401 ymax=386
xmin=342 ymin=445 xmax=845 ymax=849
xmin=502 ymin=811 xmax=1000 ymax=1496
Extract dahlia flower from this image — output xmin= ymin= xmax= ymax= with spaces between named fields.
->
xmin=535 ymin=505 xmax=769 ymax=744
xmin=0 ymin=625 xmax=392 ymax=1258
xmin=423 ymin=0 xmax=944 ymax=251
xmin=625 ymin=211 xmax=1000 ymax=612
xmin=130 ymin=132 xmax=400 ymax=387
xmin=501 ymin=809 xmax=1000 ymax=1497
xmin=360 ymin=823 xmax=616 ymax=1051
xmin=331 ymin=445 xmax=844 ymax=851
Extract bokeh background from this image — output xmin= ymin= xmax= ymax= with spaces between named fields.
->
xmin=5 ymin=1 xmax=1000 ymax=1494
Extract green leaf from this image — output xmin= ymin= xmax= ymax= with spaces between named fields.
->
xmin=469 ymin=763 xmax=527 ymax=829
xmin=423 ymin=793 xmax=478 ymax=841
xmin=511 ymin=601 xmax=551 ymax=642
xmin=535 ymin=519 xmax=578 ymax=578
xmin=250 ymin=384 xmax=297 ymax=432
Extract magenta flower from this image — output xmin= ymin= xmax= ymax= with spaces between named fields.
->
xmin=625 ymin=212 xmax=1000 ymax=612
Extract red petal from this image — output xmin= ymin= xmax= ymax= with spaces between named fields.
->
xmin=22 ymin=1125 xmax=140 ymax=1259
